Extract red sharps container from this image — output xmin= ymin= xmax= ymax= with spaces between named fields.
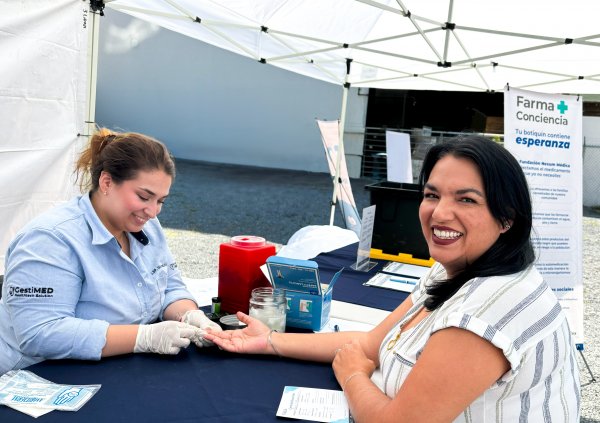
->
xmin=218 ymin=235 xmax=276 ymax=314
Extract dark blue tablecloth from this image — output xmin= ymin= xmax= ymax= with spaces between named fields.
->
xmin=312 ymin=242 xmax=409 ymax=312
xmin=0 ymin=347 xmax=338 ymax=423
xmin=0 ymin=243 xmax=410 ymax=422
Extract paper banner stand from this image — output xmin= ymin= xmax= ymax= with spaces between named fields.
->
xmin=503 ymin=87 xmax=594 ymax=386
xmin=351 ymin=205 xmax=377 ymax=272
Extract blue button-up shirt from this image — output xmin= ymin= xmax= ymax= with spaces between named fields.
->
xmin=0 ymin=194 xmax=195 ymax=374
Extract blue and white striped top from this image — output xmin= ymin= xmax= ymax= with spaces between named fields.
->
xmin=379 ymin=263 xmax=581 ymax=422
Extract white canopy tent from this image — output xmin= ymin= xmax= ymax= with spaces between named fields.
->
xmin=2 ymin=0 xmax=600 ymax=271
xmin=104 ymin=0 xmax=600 ymax=94
xmin=104 ymin=0 xmax=600 ymax=225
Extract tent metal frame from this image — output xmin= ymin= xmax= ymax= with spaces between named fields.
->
xmin=106 ymin=0 xmax=600 ymax=92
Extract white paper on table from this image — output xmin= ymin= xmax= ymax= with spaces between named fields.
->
xmin=363 ymin=273 xmax=418 ymax=293
xmin=0 ymin=370 xmax=100 ymax=412
xmin=315 ymin=317 xmax=375 ymax=333
xmin=382 ymin=262 xmax=429 ymax=279
xmin=330 ymin=301 xmax=390 ymax=326
xmin=276 ymin=386 xmax=350 ymax=423
xmin=182 ymin=276 xmax=218 ymax=307
xmin=0 ymin=371 xmax=54 ymax=417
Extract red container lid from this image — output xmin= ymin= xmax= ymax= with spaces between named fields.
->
xmin=230 ymin=235 xmax=267 ymax=248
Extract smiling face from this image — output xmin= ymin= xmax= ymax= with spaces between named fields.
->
xmin=419 ymin=155 xmax=507 ymax=277
xmin=96 ymin=169 xmax=171 ymax=237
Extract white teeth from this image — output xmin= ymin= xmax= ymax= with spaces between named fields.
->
xmin=433 ymin=228 xmax=462 ymax=239
xmin=134 ymin=215 xmax=147 ymax=224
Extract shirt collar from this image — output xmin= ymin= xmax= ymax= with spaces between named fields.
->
xmin=131 ymin=230 xmax=149 ymax=245
xmin=80 ymin=193 xmax=149 ymax=246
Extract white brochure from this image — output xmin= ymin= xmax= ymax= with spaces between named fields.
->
xmin=276 ymin=386 xmax=350 ymax=422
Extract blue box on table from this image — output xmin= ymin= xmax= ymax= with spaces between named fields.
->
xmin=266 ymin=256 xmax=344 ymax=331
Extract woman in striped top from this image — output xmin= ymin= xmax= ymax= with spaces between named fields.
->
xmin=206 ymin=135 xmax=581 ymax=422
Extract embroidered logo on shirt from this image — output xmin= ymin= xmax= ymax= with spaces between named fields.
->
xmin=151 ymin=263 xmax=167 ymax=275
xmin=8 ymin=286 xmax=54 ymax=298
xmin=151 ymin=262 xmax=178 ymax=275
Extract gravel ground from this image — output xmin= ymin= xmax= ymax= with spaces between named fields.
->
xmin=161 ymin=159 xmax=600 ymax=421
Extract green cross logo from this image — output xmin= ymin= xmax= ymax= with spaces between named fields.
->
xmin=557 ymin=100 xmax=568 ymax=114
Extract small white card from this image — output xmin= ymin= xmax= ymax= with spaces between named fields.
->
xmin=276 ymin=386 xmax=350 ymax=423
xmin=363 ymin=272 xmax=418 ymax=293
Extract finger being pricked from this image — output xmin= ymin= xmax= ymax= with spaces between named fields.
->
xmin=203 ymin=327 xmax=234 ymax=343
xmin=203 ymin=329 xmax=235 ymax=350
xmin=204 ymin=321 xmax=272 ymax=355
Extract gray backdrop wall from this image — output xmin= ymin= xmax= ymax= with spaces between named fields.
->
xmin=96 ymin=11 xmax=368 ymax=174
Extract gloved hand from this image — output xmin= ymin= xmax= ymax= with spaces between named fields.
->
xmin=180 ymin=310 xmax=223 ymax=347
xmin=134 ymin=321 xmax=197 ymax=355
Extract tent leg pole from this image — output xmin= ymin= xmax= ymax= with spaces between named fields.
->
xmin=329 ymin=204 xmax=336 ymax=225
xmin=85 ymin=5 xmax=101 ymax=138
xmin=329 ymin=76 xmax=350 ymax=226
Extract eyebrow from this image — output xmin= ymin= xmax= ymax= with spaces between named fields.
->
xmin=140 ymin=187 xmax=169 ymax=199
xmin=424 ymin=183 xmax=484 ymax=198
xmin=457 ymin=188 xmax=484 ymax=197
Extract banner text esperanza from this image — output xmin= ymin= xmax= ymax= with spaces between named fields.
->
xmin=512 ymin=96 xmax=571 ymax=149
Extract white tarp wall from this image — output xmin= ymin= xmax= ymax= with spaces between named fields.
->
xmin=0 ymin=0 xmax=89 ymax=273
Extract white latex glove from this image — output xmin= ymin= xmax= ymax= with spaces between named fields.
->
xmin=134 ymin=321 xmax=197 ymax=355
xmin=180 ymin=310 xmax=223 ymax=347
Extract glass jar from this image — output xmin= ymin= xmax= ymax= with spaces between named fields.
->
xmin=249 ymin=287 xmax=287 ymax=332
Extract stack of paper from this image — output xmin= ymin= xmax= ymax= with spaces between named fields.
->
xmin=363 ymin=262 xmax=429 ymax=293
xmin=0 ymin=370 xmax=100 ymax=418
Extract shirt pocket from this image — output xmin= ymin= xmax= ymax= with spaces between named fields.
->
xmin=152 ymin=268 xmax=168 ymax=304
xmin=392 ymin=350 xmax=416 ymax=368
xmin=382 ymin=351 xmax=417 ymax=396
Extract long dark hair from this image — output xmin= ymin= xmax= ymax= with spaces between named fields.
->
xmin=419 ymin=135 xmax=535 ymax=311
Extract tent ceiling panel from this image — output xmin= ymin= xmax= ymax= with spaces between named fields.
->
xmin=107 ymin=0 xmax=600 ymax=93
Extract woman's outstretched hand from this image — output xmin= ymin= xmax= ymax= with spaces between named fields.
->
xmin=203 ymin=312 xmax=272 ymax=355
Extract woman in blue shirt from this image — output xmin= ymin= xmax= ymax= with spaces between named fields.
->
xmin=0 ymin=129 xmax=219 ymax=374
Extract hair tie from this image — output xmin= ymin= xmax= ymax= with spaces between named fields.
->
xmin=98 ymin=134 xmax=116 ymax=154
